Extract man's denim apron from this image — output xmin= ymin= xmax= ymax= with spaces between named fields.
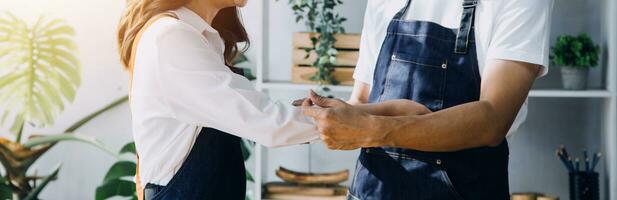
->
xmin=348 ymin=0 xmax=510 ymax=199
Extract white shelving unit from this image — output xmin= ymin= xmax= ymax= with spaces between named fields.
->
xmin=250 ymin=0 xmax=617 ymax=199
xmin=261 ymin=81 xmax=616 ymax=98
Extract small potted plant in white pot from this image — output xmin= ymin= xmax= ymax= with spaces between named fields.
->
xmin=551 ymin=34 xmax=600 ymax=90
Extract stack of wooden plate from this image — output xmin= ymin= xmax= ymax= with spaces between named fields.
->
xmin=263 ymin=167 xmax=349 ymax=200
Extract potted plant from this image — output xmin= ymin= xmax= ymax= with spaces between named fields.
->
xmin=0 ymin=12 xmax=124 ymax=199
xmin=551 ymin=34 xmax=600 ymax=90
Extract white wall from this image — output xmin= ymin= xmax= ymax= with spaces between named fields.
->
xmin=0 ymin=0 xmax=132 ymax=199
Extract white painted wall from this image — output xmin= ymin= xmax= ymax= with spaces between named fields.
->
xmin=0 ymin=0 xmax=131 ymax=199
xmin=0 ymin=0 xmax=610 ymax=199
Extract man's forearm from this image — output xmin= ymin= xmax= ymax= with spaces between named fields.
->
xmin=372 ymin=60 xmax=537 ymax=152
xmin=354 ymin=100 xmax=432 ymax=116
xmin=376 ymin=100 xmax=511 ymax=152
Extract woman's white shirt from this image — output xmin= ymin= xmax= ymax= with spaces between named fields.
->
xmin=130 ymin=7 xmax=318 ymax=187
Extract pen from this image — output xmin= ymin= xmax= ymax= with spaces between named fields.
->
xmin=556 ymin=150 xmax=572 ymax=172
xmin=561 ymin=145 xmax=575 ymax=169
xmin=561 ymin=145 xmax=570 ymax=160
xmin=591 ymin=153 xmax=601 ymax=172
xmin=575 ymin=158 xmax=580 ymax=172
xmin=583 ymin=150 xmax=589 ymax=172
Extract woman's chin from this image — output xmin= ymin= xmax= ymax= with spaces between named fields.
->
xmin=235 ymin=0 xmax=248 ymax=8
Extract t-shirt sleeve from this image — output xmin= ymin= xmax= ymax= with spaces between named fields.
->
xmin=353 ymin=0 xmax=378 ymax=85
xmin=486 ymin=0 xmax=554 ymax=77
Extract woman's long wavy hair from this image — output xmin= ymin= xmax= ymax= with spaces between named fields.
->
xmin=118 ymin=0 xmax=250 ymax=70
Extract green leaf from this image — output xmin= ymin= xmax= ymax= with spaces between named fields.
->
xmin=22 ymin=133 xmax=119 ymax=158
xmin=0 ymin=13 xmax=81 ymax=139
xmin=551 ymin=34 xmax=599 ymax=67
xmin=120 ymin=142 xmax=136 ymax=155
xmin=246 ymin=170 xmax=254 ymax=182
xmin=0 ymin=175 xmax=11 ymax=200
xmin=42 ymin=25 xmax=75 ymax=36
xmin=9 ymin=113 xmax=24 ymax=135
xmin=232 ymin=53 xmax=249 ymax=65
xmin=23 ymin=164 xmax=61 ymax=200
xmin=64 ymin=96 xmax=128 ymax=132
xmin=95 ymin=179 xmax=136 ymax=200
xmin=241 ymin=68 xmax=256 ymax=81
xmin=241 ymin=140 xmax=251 ymax=161
xmin=103 ymin=161 xmax=136 ymax=183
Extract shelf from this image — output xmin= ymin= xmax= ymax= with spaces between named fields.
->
xmin=259 ymin=81 xmax=615 ymax=98
xmin=259 ymin=81 xmax=354 ymax=93
xmin=528 ymin=90 xmax=614 ymax=98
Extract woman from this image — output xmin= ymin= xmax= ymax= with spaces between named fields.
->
xmin=117 ymin=0 xmax=422 ymax=199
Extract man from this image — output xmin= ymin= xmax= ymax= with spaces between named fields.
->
xmin=301 ymin=0 xmax=554 ymax=199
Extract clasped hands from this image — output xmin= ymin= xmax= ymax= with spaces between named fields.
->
xmin=298 ymin=90 xmax=432 ymax=150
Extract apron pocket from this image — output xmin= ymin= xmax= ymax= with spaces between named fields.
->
xmin=382 ymin=55 xmax=447 ymax=111
xmin=352 ymin=150 xmax=466 ymax=200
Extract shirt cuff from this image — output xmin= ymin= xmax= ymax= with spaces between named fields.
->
xmin=353 ymin=65 xmax=374 ymax=85
xmin=486 ymin=48 xmax=549 ymax=78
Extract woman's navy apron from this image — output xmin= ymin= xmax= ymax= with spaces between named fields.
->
xmin=144 ymin=68 xmax=248 ymax=200
xmin=348 ymin=0 xmax=510 ymax=199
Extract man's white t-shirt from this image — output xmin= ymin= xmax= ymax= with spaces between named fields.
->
xmin=354 ymin=0 xmax=554 ymax=133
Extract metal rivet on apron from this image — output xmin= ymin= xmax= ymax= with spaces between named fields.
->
xmin=441 ymin=62 xmax=447 ymax=69
xmin=436 ymin=159 xmax=442 ymax=165
xmin=391 ymin=55 xmax=396 ymax=59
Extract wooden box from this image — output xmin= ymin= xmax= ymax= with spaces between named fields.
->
xmin=291 ymin=32 xmax=360 ymax=86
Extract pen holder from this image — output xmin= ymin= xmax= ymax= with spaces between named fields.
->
xmin=569 ymin=172 xmax=599 ymax=200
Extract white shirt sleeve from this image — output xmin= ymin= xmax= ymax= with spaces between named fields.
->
xmin=486 ymin=0 xmax=554 ymax=77
xmin=154 ymin=25 xmax=318 ymax=147
xmin=353 ymin=1 xmax=379 ymax=85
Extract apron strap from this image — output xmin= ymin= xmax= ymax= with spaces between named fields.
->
xmin=392 ymin=0 xmax=413 ymax=20
xmin=128 ymin=11 xmax=178 ymax=200
xmin=454 ymin=0 xmax=478 ymax=54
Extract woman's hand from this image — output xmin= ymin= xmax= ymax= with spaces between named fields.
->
xmin=301 ymin=91 xmax=388 ymax=150
xmin=293 ymin=95 xmax=431 ymax=117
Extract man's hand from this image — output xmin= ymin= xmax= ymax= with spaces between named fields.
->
xmin=301 ymin=90 xmax=394 ymax=150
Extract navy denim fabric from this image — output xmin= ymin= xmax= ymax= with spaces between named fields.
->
xmin=349 ymin=0 xmax=510 ymax=199
xmin=144 ymin=128 xmax=246 ymax=200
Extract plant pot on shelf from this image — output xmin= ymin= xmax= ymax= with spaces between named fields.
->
xmin=291 ymin=32 xmax=361 ymax=86
xmin=560 ymin=66 xmax=589 ymax=90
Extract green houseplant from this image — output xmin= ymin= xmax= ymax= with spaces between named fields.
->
xmin=282 ymin=0 xmax=347 ymax=96
xmin=95 ymin=142 xmax=137 ymax=200
xmin=0 ymin=12 xmax=126 ymax=199
xmin=551 ymin=34 xmax=600 ymax=90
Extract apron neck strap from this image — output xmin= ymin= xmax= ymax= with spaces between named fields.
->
xmin=454 ymin=0 xmax=478 ymax=54
xmin=393 ymin=0 xmax=413 ymax=20
xmin=128 ymin=12 xmax=178 ymax=99
xmin=128 ymin=13 xmax=177 ymax=200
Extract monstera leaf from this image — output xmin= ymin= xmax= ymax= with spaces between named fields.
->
xmin=96 ymin=142 xmax=137 ymax=200
xmin=0 ymin=12 xmax=80 ymax=139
